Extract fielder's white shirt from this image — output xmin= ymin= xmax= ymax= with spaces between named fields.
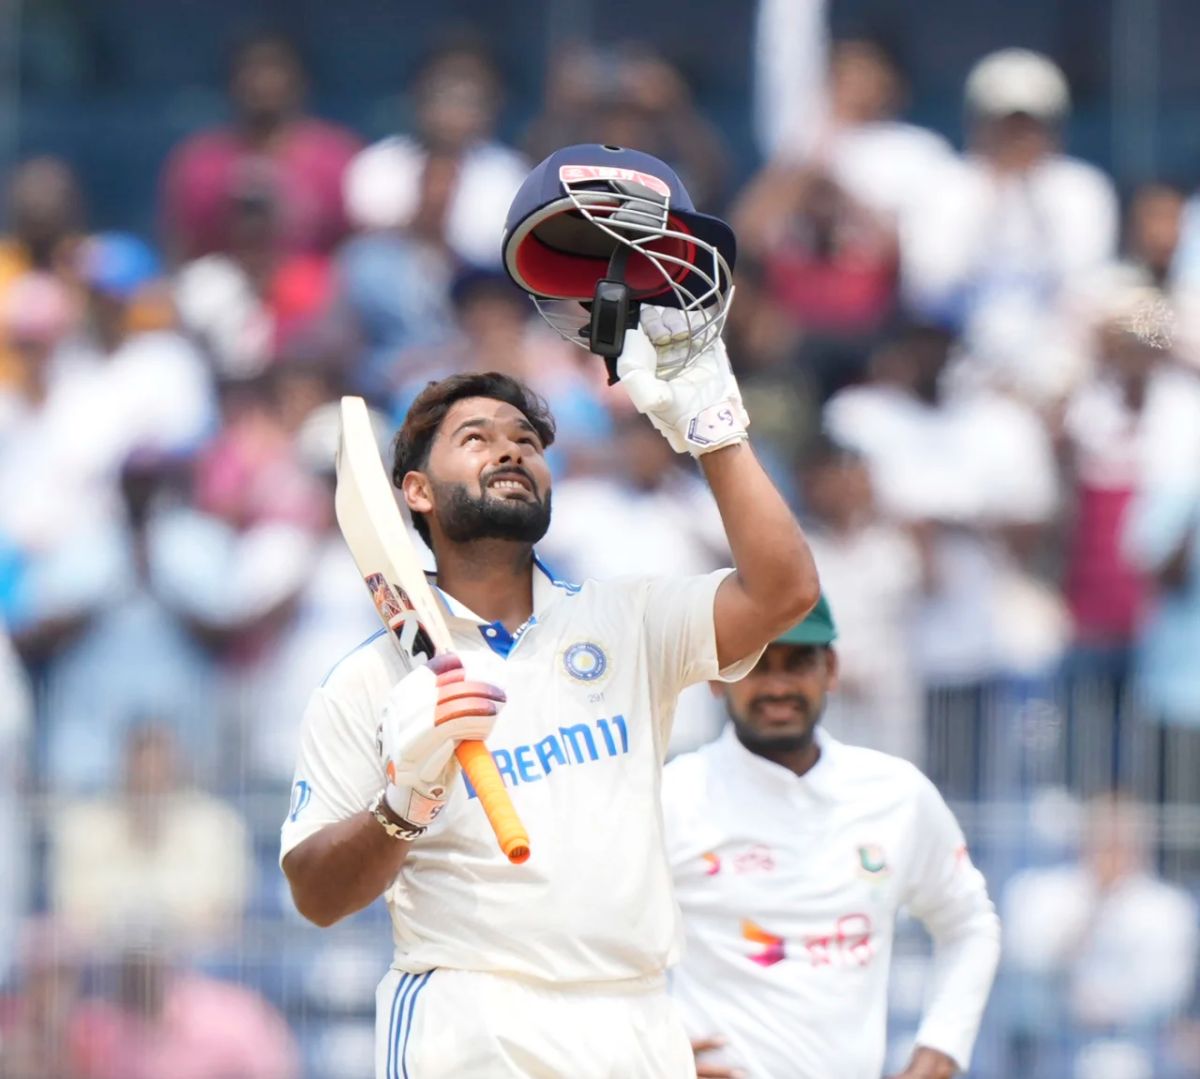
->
xmin=663 ymin=727 xmax=1000 ymax=1078
xmin=281 ymin=560 xmax=759 ymax=983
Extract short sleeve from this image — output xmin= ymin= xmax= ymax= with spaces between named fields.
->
xmin=279 ymin=684 xmax=386 ymax=863
xmin=641 ymin=569 xmax=764 ymax=703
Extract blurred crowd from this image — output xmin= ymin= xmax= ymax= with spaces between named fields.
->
xmin=0 ymin=12 xmax=1200 ymax=1079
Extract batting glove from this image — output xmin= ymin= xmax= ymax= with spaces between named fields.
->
xmin=379 ymin=653 xmax=505 ymax=829
xmin=616 ymin=307 xmax=749 ymax=457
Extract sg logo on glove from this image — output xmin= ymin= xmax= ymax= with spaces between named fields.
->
xmin=687 ymin=398 xmax=744 ymax=448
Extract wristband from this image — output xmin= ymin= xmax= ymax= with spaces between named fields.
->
xmin=370 ymin=791 xmax=426 ymax=841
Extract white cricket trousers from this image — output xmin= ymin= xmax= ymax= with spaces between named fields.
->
xmin=374 ymin=967 xmax=695 ymax=1079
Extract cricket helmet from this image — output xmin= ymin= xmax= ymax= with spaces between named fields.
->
xmin=501 ymin=144 xmax=736 ymax=375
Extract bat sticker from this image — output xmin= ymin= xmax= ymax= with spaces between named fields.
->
xmin=365 ymin=572 xmax=436 ymax=662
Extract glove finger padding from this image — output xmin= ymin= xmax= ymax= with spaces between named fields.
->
xmin=640 ymin=306 xmax=691 ymax=346
xmin=435 ymin=692 xmax=504 ymax=725
xmin=616 ymin=326 xmax=674 ymax=413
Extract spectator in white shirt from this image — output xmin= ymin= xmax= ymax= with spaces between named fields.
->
xmin=811 ymin=36 xmax=955 ymax=234
xmin=49 ymin=722 xmax=252 ymax=951
xmin=800 ymin=434 xmax=925 ymax=763
xmin=0 ymin=244 xmax=213 ymax=664
xmin=904 ymin=49 xmax=1119 ymax=405
xmin=344 ymin=40 xmax=528 ymax=269
xmin=755 ymin=8 xmax=954 ymax=232
xmin=1003 ymin=793 xmax=1198 ymax=1033
xmin=825 ymin=322 xmax=1065 ymax=794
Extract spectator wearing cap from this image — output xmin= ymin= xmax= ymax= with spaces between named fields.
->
xmin=904 ymin=49 xmax=1119 ymax=405
xmin=344 ymin=40 xmax=528 ymax=268
xmin=160 ymin=32 xmax=361 ymax=262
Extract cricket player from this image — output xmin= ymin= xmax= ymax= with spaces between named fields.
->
xmin=280 ymin=309 xmax=819 ymax=1078
xmin=665 ymin=597 xmax=1000 ymax=1079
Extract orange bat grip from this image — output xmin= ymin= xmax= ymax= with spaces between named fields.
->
xmin=455 ymin=739 xmax=530 ymax=864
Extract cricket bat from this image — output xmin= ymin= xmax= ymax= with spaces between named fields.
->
xmin=335 ymin=395 xmax=530 ymax=864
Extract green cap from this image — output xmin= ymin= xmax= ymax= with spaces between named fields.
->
xmin=774 ymin=594 xmax=837 ymax=647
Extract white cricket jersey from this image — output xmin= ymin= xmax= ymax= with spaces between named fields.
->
xmin=281 ymin=560 xmax=759 ymax=984
xmin=663 ymin=727 xmax=1000 ymax=1079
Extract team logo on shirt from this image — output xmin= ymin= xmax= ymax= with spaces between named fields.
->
xmin=857 ymin=843 xmax=890 ymax=878
xmin=561 ymin=641 xmax=609 ymax=683
xmin=289 ymin=780 xmax=313 ymax=822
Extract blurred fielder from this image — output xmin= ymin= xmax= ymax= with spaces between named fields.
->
xmin=281 ymin=145 xmax=819 ymax=1079
xmin=665 ymin=597 xmax=1001 ymax=1079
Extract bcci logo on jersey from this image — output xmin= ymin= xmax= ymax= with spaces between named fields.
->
xmin=561 ymin=641 xmax=608 ymax=683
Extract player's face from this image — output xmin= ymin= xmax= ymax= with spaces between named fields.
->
xmin=724 ymin=644 xmax=838 ymax=752
xmin=416 ymin=396 xmax=553 ymax=545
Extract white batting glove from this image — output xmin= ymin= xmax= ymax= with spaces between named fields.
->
xmin=616 ymin=307 xmax=749 ymax=456
xmin=378 ymin=654 xmax=504 ymax=828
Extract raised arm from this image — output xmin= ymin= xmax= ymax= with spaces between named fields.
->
xmin=701 ymin=443 xmax=818 ymax=667
xmin=616 ymin=309 xmax=819 ymax=669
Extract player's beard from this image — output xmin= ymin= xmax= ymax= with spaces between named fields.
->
xmin=730 ymin=693 xmax=822 ymax=755
xmin=433 ymin=477 xmax=552 ymax=545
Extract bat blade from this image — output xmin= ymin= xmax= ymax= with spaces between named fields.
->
xmin=334 ymin=395 xmax=532 ymax=865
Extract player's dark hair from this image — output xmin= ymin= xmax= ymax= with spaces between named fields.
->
xmin=392 ymin=372 xmax=556 ymax=547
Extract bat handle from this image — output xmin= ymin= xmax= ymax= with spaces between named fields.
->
xmin=455 ymin=739 xmax=530 ymax=864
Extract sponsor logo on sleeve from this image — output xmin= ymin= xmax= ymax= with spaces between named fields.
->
xmin=289 ymin=780 xmax=313 ymax=822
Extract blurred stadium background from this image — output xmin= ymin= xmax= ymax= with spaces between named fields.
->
xmin=1 ymin=0 xmax=1200 ymax=1077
